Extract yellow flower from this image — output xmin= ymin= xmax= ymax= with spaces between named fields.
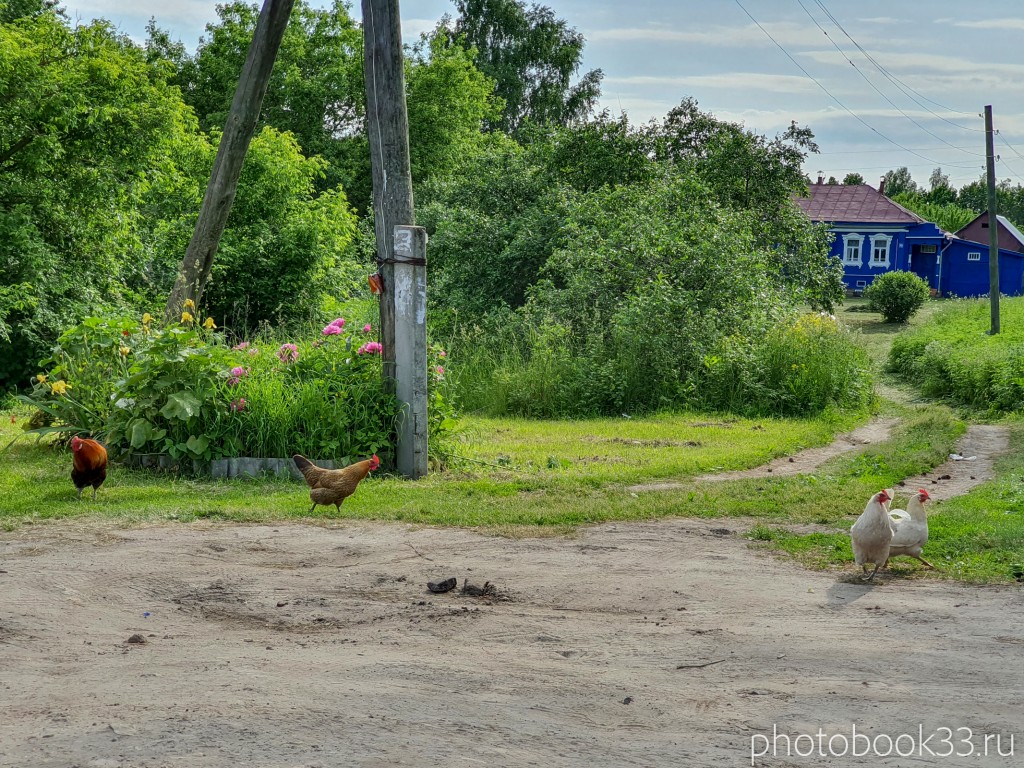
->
xmin=181 ymin=311 xmax=194 ymax=323
xmin=203 ymin=317 xmax=216 ymax=330
xmin=142 ymin=312 xmax=154 ymax=325
xmin=36 ymin=374 xmax=47 ymax=383
xmin=50 ymin=381 xmax=69 ymax=395
xmin=183 ymin=299 xmax=196 ymax=310
xmin=119 ymin=346 xmax=131 ymax=357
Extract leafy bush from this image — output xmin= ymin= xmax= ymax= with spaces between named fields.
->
xmin=22 ymin=309 xmax=431 ymax=466
xmin=863 ymin=271 xmax=932 ymax=323
xmin=888 ymin=297 xmax=1024 ymax=413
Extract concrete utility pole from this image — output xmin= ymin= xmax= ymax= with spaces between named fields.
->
xmin=363 ymin=0 xmax=428 ymax=478
xmin=393 ymin=226 xmax=428 ymax=479
xmin=985 ymin=104 xmax=1000 ymax=335
xmin=164 ymin=0 xmax=295 ymax=321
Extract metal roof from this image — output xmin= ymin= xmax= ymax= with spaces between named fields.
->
xmin=793 ymin=184 xmax=925 ymax=225
xmin=997 ymin=215 xmax=1024 ymax=248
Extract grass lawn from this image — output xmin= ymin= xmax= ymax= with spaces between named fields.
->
xmin=2 ymin=299 xmax=1021 ymax=582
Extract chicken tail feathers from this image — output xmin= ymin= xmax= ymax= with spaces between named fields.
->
xmin=292 ymin=454 xmax=315 ymax=476
xmin=889 ymin=509 xmax=911 ymax=522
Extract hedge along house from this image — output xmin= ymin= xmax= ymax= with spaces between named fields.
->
xmin=940 ymin=212 xmax=1024 ymax=297
xmin=795 ymin=178 xmax=1024 ymax=297
xmin=794 ymin=178 xmax=944 ymax=294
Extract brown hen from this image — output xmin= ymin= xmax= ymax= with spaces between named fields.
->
xmin=71 ymin=436 xmax=108 ymax=500
xmin=292 ymin=454 xmax=379 ymax=513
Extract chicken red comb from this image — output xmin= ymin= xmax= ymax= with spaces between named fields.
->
xmin=918 ymin=488 xmax=930 ymax=498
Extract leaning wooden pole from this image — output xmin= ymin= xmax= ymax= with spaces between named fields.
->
xmin=363 ymin=0 xmax=427 ymax=478
xmin=985 ymin=104 xmax=1000 ymax=335
xmin=164 ymin=0 xmax=296 ymax=321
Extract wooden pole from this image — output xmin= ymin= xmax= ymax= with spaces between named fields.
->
xmin=164 ymin=0 xmax=295 ymax=321
xmin=363 ymin=0 xmax=426 ymax=478
xmin=363 ymin=0 xmax=414 ymax=388
xmin=985 ymin=104 xmax=1000 ymax=335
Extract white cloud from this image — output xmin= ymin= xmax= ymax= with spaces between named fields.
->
xmin=943 ymin=17 xmax=1024 ymax=30
xmin=401 ymin=18 xmax=437 ymax=41
xmin=857 ymin=17 xmax=906 ymax=24
xmin=799 ymin=48 xmax=1024 ymax=79
xmin=604 ymin=72 xmax=819 ymax=94
xmin=585 ymin=21 xmax=815 ymax=48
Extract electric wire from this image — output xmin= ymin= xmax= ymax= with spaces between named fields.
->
xmin=812 ymin=0 xmax=983 ymax=131
xmin=797 ymin=0 xmax=983 ymax=156
xmin=732 ymin=0 xmax=979 ymax=169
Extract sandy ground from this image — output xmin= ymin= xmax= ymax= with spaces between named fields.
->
xmin=2 ymin=517 xmax=1022 ymax=768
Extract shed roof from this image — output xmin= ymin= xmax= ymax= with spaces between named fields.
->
xmin=793 ymin=183 xmax=925 ymax=225
xmin=997 ymin=215 xmax=1024 ymax=248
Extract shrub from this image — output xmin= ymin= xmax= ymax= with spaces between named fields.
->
xmin=21 ymin=308 xmax=447 ymax=466
xmin=863 ymin=271 xmax=931 ymax=323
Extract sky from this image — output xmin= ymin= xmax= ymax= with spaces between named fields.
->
xmin=56 ymin=0 xmax=1024 ymax=190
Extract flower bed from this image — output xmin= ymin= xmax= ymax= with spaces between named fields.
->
xmin=22 ymin=305 xmax=452 ymax=467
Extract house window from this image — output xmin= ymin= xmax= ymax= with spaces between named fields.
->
xmin=919 ymin=244 xmax=937 ymax=254
xmin=842 ymin=234 xmax=862 ymax=265
xmin=968 ymin=252 xmax=981 ymax=261
xmin=855 ymin=280 xmax=867 ymax=288
xmin=871 ymin=234 xmax=892 ymax=268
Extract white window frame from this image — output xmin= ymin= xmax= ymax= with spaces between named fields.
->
xmin=870 ymin=234 xmax=892 ymax=268
xmin=919 ymin=244 xmax=937 ymax=254
xmin=842 ymin=233 xmax=863 ymax=266
xmin=855 ymin=280 xmax=867 ymax=288
xmin=967 ymin=251 xmax=981 ymax=261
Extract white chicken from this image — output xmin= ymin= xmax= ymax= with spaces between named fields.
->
xmin=885 ymin=488 xmax=935 ymax=569
xmin=850 ymin=490 xmax=893 ymax=581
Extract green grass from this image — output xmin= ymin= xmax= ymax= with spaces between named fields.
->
xmin=887 ymin=296 xmax=1024 ymax=412
xmin=744 ymin=419 xmax=1024 ymax=584
xmin=1 ymin=408 xmax=863 ymax=528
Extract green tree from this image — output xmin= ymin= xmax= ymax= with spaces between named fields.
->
xmin=882 ymin=166 xmax=919 ymax=197
xmin=0 ymin=10 xmax=188 ymax=389
xmin=452 ymin=0 xmax=602 ymax=134
xmin=843 ymin=172 xmax=865 ymax=185
xmin=166 ymin=0 xmax=365 ymax=194
xmin=405 ymin=28 xmax=503 ymax=184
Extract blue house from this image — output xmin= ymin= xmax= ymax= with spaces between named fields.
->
xmin=943 ymin=213 xmax=1024 ymax=297
xmin=794 ymin=180 xmax=1024 ymax=297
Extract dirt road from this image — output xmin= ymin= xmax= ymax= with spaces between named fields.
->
xmin=2 ymin=519 xmax=1021 ymax=767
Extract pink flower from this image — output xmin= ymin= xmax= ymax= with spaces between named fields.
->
xmin=322 ymin=324 xmax=342 ymax=336
xmin=330 ymin=317 xmax=345 ymax=328
xmin=231 ymin=342 xmax=250 ymax=351
xmin=438 ymin=350 xmax=447 ymax=358
xmin=277 ymin=343 xmax=299 ymax=364
xmin=230 ymin=398 xmax=247 ymax=412
xmin=248 ymin=348 xmax=259 ymax=356
xmin=436 ymin=366 xmax=445 ymax=376
xmin=363 ymin=323 xmax=372 ymax=333
xmin=227 ymin=366 xmax=249 ymax=386
xmin=357 ymin=341 xmax=382 ymax=355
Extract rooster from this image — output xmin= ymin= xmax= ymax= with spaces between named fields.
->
xmin=292 ymin=454 xmax=379 ymax=513
xmin=70 ymin=436 xmax=108 ymax=500
xmin=850 ymin=489 xmax=892 ymax=581
xmin=885 ymin=489 xmax=935 ymax=569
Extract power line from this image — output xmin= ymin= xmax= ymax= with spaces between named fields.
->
xmin=797 ymin=0 xmax=983 ymax=157
xmin=731 ymin=0 xmax=979 ymax=169
xmin=812 ymin=0 xmax=983 ymax=132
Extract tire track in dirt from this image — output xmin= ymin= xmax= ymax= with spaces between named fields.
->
xmin=626 ymin=417 xmax=899 ymax=493
xmin=626 ymin=420 xmax=1012 ymax=504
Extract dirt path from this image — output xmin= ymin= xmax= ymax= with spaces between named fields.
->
xmin=627 ymin=421 xmax=1012 ymax=506
xmin=627 ymin=417 xmax=899 ymax=493
xmin=1 ymin=519 xmax=1021 ymax=767
xmin=895 ymin=424 xmax=1011 ymax=501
